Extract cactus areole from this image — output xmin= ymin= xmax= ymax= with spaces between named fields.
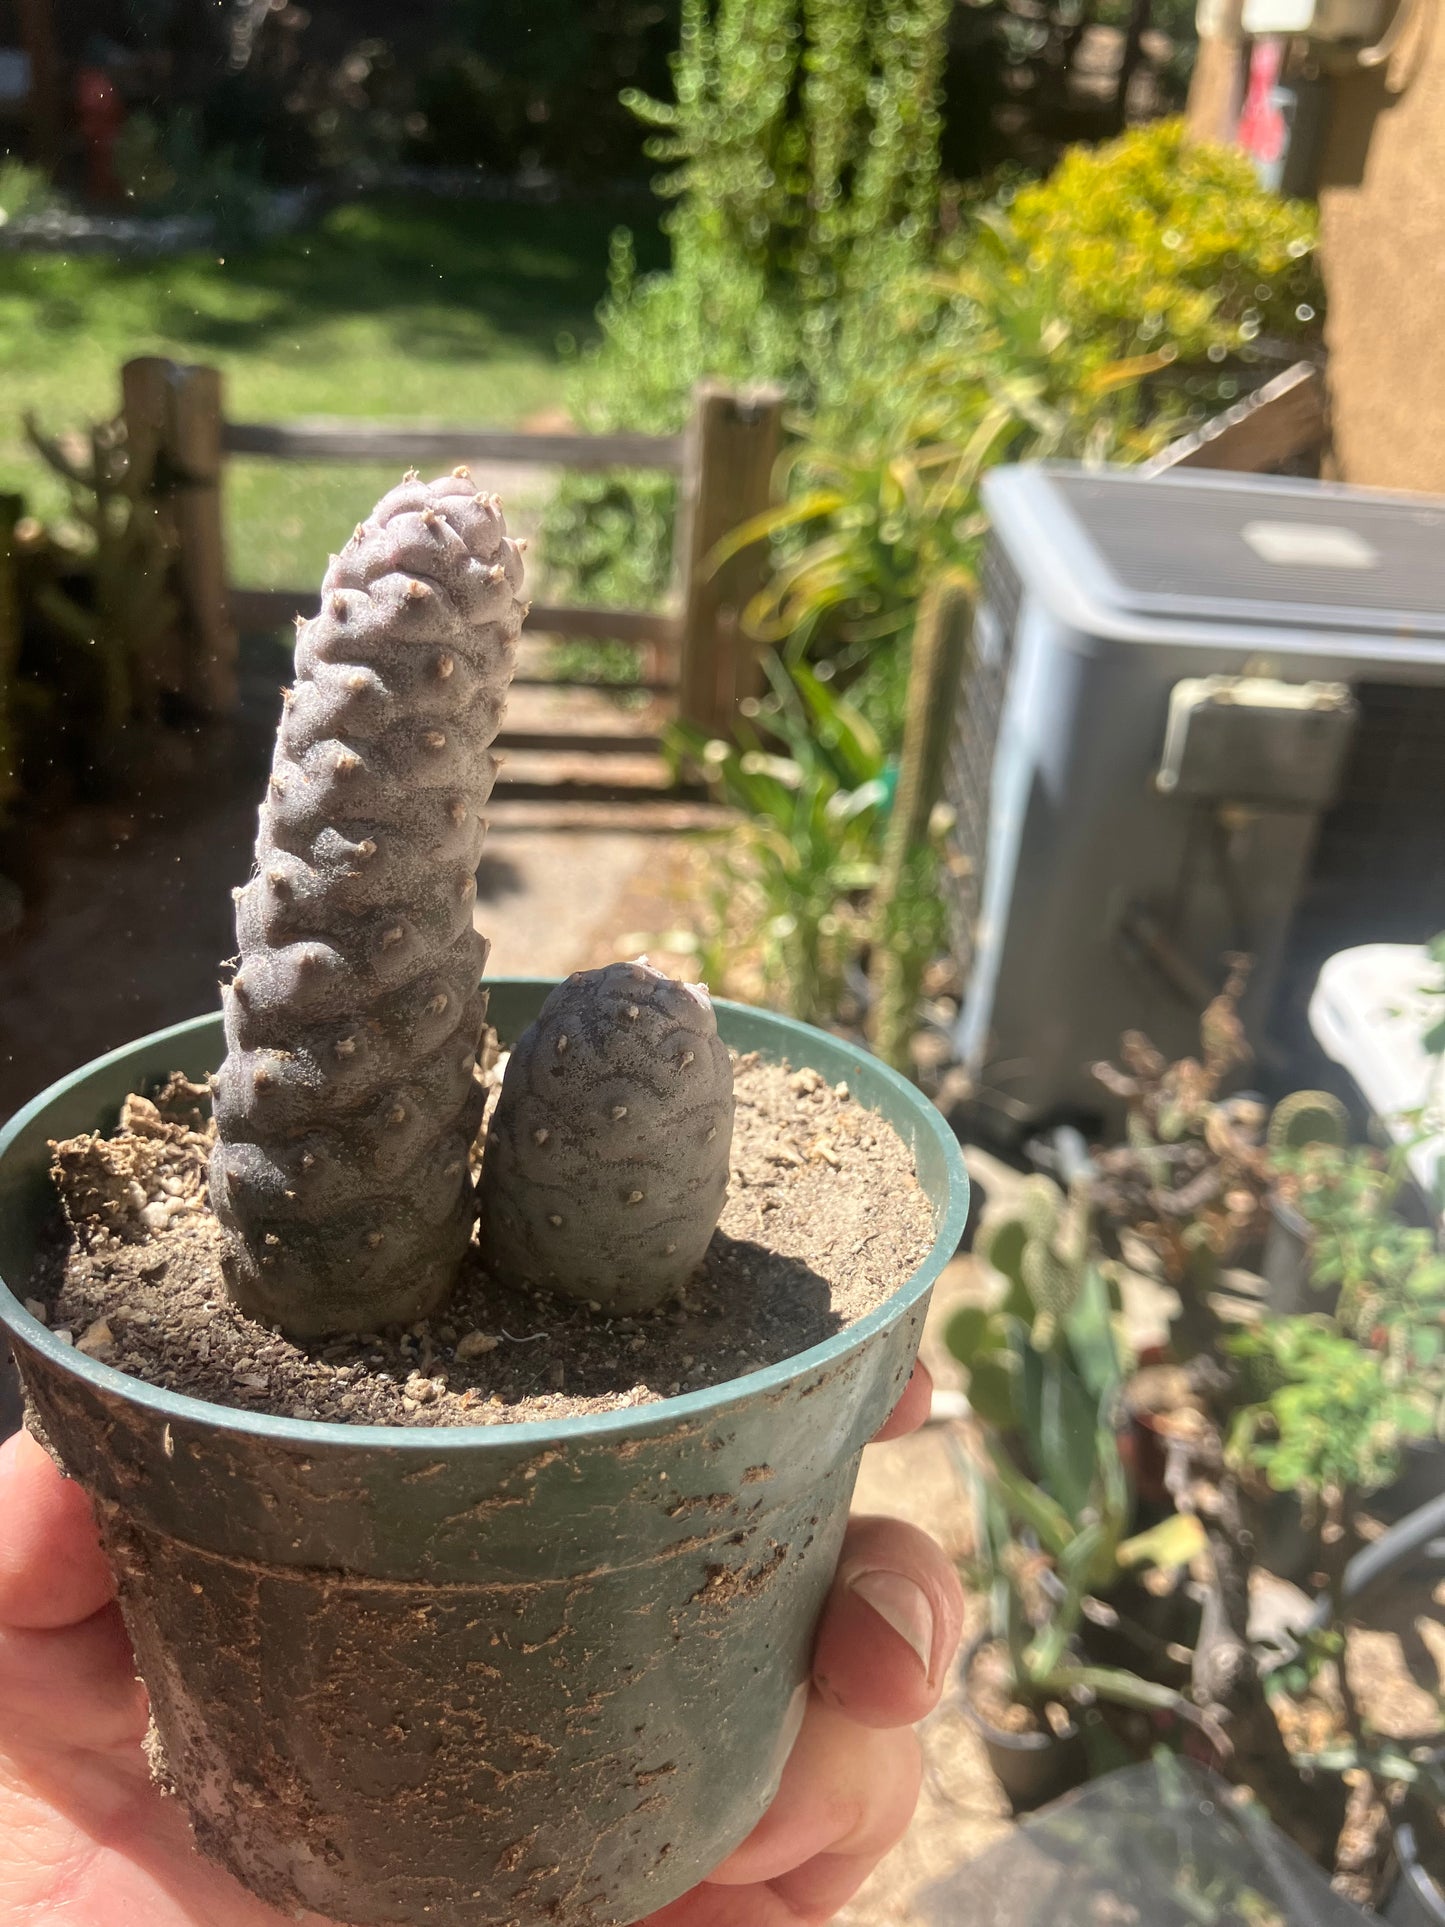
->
xmin=209 ymin=473 xmax=526 ymax=1337
xmin=479 ymin=960 xmax=735 ymax=1314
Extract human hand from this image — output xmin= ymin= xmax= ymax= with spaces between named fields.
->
xmin=0 ymin=1363 xmax=962 ymax=1927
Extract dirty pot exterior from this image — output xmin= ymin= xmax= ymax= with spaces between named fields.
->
xmin=0 ymin=983 xmax=967 ymax=1927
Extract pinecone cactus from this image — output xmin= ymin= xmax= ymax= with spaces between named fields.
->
xmin=478 ymin=960 xmax=734 ymax=1314
xmin=209 ymin=471 xmax=526 ymax=1337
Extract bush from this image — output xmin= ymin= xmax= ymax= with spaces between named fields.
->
xmin=0 ymin=158 xmax=61 ymax=226
xmin=1001 ymin=119 xmax=1320 ymax=367
xmin=731 ymin=120 xmax=1323 ymax=728
xmin=541 ymin=0 xmax=951 ymax=618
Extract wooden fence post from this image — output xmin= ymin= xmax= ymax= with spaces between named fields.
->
xmin=122 ymin=357 xmax=238 ymax=717
xmin=867 ymin=580 xmax=972 ymax=1070
xmin=0 ymin=494 xmax=21 ymax=821
xmin=673 ymin=379 xmax=786 ymax=738
xmin=1141 ymin=362 xmax=1328 ymax=478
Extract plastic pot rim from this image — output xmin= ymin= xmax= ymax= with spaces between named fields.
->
xmin=957 ymin=1629 xmax=1081 ymax=1751
xmin=1393 ymin=1820 xmax=1445 ymax=1923
xmin=0 ymin=983 xmax=969 ymax=1457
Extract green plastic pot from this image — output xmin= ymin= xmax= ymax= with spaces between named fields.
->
xmin=0 ymin=982 xmax=967 ymax=1927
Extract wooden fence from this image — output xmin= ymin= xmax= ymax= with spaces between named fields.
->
xmin=117 ymin=353 xmax=1327 ymax=795
xmin=120 ymin=356 xmax=786 ymax=768
xmin=1144 ymin=361 xmax=1327 ymax=478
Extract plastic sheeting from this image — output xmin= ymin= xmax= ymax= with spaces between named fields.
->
xmin=919 ymin=1759 xmax=1372 ymax=1927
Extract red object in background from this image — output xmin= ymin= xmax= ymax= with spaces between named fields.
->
xmin=1238 ymin=38 xmax=1287 ymax=168
xmin=75 ymin=65 xmax=125 ymax=203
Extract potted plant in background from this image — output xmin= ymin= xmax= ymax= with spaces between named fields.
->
xmin=944 ymin=957 xmax=1445 ymax=1898
xmin=1227 ymin=1314 xmax=1445 ymax=1922
xmin=948 ymin=1175 xmax=1213 ymax=1809
xmin=0 ymin=471 xmax=968 ymax=1927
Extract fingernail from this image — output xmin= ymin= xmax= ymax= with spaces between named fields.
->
xmin=848 ymin=1569 xmax=934 ymax=1678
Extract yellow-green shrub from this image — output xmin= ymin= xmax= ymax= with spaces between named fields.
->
xmin=735 ymin=121 xmax=1323 ymax=727
xmin=1001 ymin=119 xmax=1320 ymax=366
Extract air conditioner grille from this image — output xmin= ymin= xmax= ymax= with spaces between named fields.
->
xmin=1053 ymin=471 xmax=1445 ymax=627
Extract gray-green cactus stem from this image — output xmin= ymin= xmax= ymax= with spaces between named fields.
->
xmin=209 ymin=471 xmax=526 ymax=1337
xmin=478 ymin=960 xmax=735 ymax=1314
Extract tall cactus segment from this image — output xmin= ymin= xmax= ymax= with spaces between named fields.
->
xmin=478 ymin=961 xmax=735 ymax=1314
xmin=209 ymin=472 xmax=526 ymax=1337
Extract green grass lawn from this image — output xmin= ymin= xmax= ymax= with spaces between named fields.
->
xmin=0 ymin=194 xmax=661 ymax=590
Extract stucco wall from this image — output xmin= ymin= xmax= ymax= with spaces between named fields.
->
xmin=1316 ymin=2 xmax=1445 ymax=492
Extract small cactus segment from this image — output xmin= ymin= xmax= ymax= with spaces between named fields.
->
xmin=209 ymin=472 xmax=526 ymax=1337
xmin=478 ymin=960 xmax=734 ymax=1313
xmin=1267 ymin=1089 xmax=1349 ymax=1156
xmin=982 ymin=1175 xmax=1091 ymax=1350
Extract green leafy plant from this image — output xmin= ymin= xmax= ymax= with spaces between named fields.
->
xmin=952 ymin=1175 xmax=1211 ymax=1737
xmin=22 ymin=415 xmax=178 ymax=736
xmin=967 ymin=1457 xmax=1213 ymax=1739
xmin=622 ymin=0 xmax=946 ymax=307
xmin=666 ymin=656 xmax=893 ymax=1024
xmin=0 ymin=158 xmax=60 ymax=227
xmin=1226 ymin=1319 xmax=1433 ymax=1502
xmin=541 ymin=0 xmax=951 ymax=623
xmin=1000 ymin=119 xmax=1320 ymax=371
xmin=722 ymin=122 xmax=1321 ymax=714
xmin=1277 ymin=1142 xmax=1445 ymax=1391
xmin=948 ymin=1175 xmax=1128 ymax=1457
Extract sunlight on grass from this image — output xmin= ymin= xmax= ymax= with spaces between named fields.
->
xmin=0 ymin=193 xmax=659 ymax=589
xmin=226 ymin=455 xmax=554 ymax=590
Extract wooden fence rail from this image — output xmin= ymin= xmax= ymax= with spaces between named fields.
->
xmin=1143 ymin=361 xmax=1328 ymax=478
xmin=221 ymin=421 xmax=686 ymax=473
xmin=123 ymin=357 xmax=784 ymax=757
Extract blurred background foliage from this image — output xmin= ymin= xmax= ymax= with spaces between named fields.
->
xmin=3 ymin=0 xmax=1322 ymax=1053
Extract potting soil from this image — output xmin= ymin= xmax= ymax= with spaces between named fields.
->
xmin=34 ymin=1052 xmax=934 ymax=1428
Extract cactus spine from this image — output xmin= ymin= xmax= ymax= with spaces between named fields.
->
xmin=478 ymin=960 xmax=734 ymax=1314
xmin=209 ymin=472 xmax=526 ymax=1337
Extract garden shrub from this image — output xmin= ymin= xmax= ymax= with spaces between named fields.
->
xmin=736 ymin=118 xmax=1323 ymax=723
xmin=549 ymin=106 xmax=1321 ymax=698
xmin=1000 ymin=118 xmax=1320 ymax=369
xmin=540 ymin=0 xmax=951 ymax=619
xmin=0 ymin=159 xmax=60 ymax=226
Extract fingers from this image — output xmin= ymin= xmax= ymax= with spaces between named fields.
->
xmin=869 ymin=1359 xmax=932 ymax=1443
xmin=705 ymin=1694 xmax=921 ymax=1900
xmin=810 ymin=1513 xmax=965 ymax=1729
xmin=0 ymin=1604 xmax=149 ymax=1753
xmin=0 ymin=1430 xmax=115 ymax=1630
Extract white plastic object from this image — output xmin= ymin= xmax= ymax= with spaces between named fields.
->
xmin=1241 ymin=0 xmax=1383 ymax=34
xmin=1308 ymin=943 xmax=1445 ymax=1212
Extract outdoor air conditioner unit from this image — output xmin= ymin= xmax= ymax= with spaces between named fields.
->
xmin=943 ymin=463 xmax=1445 ymax=1143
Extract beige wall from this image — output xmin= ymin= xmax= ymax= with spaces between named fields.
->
xmin=1186 ymin=0 xmax=1247 ymax=144
xmin=1316 ymin=2 xmax=1445 ymax=492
